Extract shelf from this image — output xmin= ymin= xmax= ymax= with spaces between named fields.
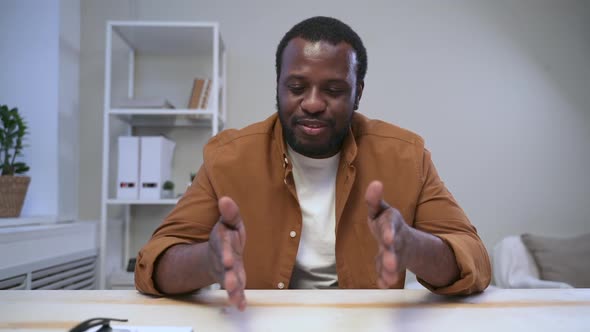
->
xmin=111 ymin=21 xmax=223 ymax=56
xmin=108 ymin=108 xmax=223 ymax=127
xmin=101 ymin=20 xmax=226 ymax=289
xmin=106 ymin=199 xmax=179 ymax=205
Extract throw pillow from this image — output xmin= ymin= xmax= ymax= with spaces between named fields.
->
xmin=521 ymin=233 xmax=590 ymax=288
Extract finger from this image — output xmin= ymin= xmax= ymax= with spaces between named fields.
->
xmin=368 ymin=211 xmax=395 ymax=248
xmin=224 ymin=268 xmax=238 ymax=292
xmin=222 ymin=231 xmax=235 ymax=269
xmin=381 ymin=248 xmax=398 ymax=273
xmin=375 ymin=247 xmax=399 ymax=288
xmin=381 ymin=250 xmax=399 ymax=284
xmin=378 ymin=272 xmax=399 ymax=289
xmin=365 ymin=181 xmax=390 ymax=220
xmin=218 ymin=196 xmax=243 ymax=230
xmin=378 ymin=211 xmax=395 ymax=247
xmin=228 ymin=286 xmax=247 ymax=311
xmin=225 ymin=266 xmax=247 ymax=310
xmin=380 ymin=269 xmax=399 ymax=287
xmin=237 ymin=289 xmax=247 ymax=311
xmin=219 ymin=197 xmax=247 ymax=251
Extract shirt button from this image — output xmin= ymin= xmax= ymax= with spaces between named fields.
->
xmin=277 ymin=282 xmax=285 ymax=289
xmin=289 ymin=231 xmax=297 ymax=238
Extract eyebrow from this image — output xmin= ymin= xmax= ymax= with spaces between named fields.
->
xmin=284 ymin=74 xmax=306 ymax=82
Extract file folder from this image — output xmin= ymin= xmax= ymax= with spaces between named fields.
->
xmin=116 ymin=136 xmax=140 ymax=200
xmin=139 ymin=136 xmax=176 ymax=200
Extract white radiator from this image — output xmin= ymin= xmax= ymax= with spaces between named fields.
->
xmin=0 ymin=221 xmax=98 ymax=290
xmin=0 ymin=252 xmax=98 ymax=290
xmin=31 ymin=256 xmax=97 ymax=290
xmin=0 ymin=274 xmax=27 ymax=290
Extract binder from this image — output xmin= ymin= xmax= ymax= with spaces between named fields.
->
xmin=139 ymin=136 xmax=176 ymax=200
xmin=116 ymin=136 xmax=140 ymax=200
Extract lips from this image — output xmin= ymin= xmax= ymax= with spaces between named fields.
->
xmin=295 ymin=118 xmax=329 ymax=136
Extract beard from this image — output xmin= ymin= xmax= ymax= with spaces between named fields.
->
xmin=276 ymin=95 xmax=352 ymax=158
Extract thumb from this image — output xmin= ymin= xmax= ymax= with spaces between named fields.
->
xmin=365 ymin=180 xmax=389 ymax=219
xmin=218 ymin=196 xmax=242 ymax=229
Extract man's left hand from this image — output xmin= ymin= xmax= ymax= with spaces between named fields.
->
xmin=365 ymin=180 xmax=411 ymax=289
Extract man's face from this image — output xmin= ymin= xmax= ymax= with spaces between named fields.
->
xmin=277 ymin=37 xmax=363 ymax=158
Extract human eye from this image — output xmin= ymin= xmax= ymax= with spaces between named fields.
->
xmin=287 ymin=84 xmax=305 ymax=95
xmin=325 ymin=86 xmax=346 ymax=97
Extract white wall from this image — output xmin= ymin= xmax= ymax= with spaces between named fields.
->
xmin=59 ymin=0 xmax=81 ymax=221
xmin=0 ymin=0 xmax=80 ymax=220
xmin=0 ymin=0 xmax=60 ymax=217
xmin=79 ymin=0 xmax=590 ymax=256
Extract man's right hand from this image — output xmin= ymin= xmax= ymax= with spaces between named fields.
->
xmin=207 ymin=196 xmax=247 ymax=311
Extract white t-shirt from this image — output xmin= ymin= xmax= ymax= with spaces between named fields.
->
xmin=287 ymin=145 xmax=340 ymax=289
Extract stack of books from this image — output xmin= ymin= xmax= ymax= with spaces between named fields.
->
xmin=188 ymin=78 xmax=212 ymax=110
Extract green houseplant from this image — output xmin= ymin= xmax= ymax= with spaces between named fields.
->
xmin=0 ymin=105 xmax=31 ymax=217
xmin=162 ymin=180 xmax=174 ymax=198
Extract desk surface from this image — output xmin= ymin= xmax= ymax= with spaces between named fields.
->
xmin=1 ymin=288 xmax=589 ymax=331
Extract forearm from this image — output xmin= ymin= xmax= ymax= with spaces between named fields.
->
xmin=404 ymin=227 xmax=459 ymax=287
xmin=154 ymin=242 xmax=215 ymax=294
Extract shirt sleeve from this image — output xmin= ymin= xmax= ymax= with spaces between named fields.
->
xmin=412 ymin=149 xmax=491 ymax=295
xmin=134 ymin=165 xmax=219 ymax=295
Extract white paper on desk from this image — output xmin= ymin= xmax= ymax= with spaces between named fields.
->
xmin=87 ymin=326 xmax=192 ymax=332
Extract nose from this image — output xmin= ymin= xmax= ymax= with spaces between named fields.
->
xmin=301 ymin=87 xmax=326 ymax=114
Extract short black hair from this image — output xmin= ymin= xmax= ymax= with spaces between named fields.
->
xmin=275 ymin=16 xmax=368 ymax=83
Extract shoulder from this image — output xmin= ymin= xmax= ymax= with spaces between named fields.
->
xmin=351 ymin=113 xmax=432 ymax=183
xmin=351 ymin=112 xmax=425 ymax=148
xmin=203 ymin=113 xmax=278 ymax=161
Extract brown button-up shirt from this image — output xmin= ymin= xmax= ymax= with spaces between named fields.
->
xmin=135 ymin=113 xmax=491 ymax=295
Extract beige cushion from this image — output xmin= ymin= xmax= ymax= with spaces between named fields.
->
xmin=521 ymin=233 xmax=590 ymax=288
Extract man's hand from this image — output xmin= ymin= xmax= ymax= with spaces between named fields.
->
xmin=365 ymin=180 xmax=411 ymax=289
xmin=207 ymin=196 xmax=247 ymax=311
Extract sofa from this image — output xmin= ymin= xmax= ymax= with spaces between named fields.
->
xmin=492 ymin=233 xmax=590 ymax=288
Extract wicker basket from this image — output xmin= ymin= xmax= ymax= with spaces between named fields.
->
xmin=0 ymin=176 xmax=31 ymax=217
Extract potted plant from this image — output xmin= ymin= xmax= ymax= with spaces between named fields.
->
xmin=0 ymin=105 xmax=31 ymax=217
xmin=162 ymin=180 xmax=174 ymax=199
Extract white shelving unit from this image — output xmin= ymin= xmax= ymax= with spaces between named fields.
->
xmin=99 ymin=21 xmax=226 ymax=289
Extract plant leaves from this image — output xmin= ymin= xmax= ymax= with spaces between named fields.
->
xmin=0 ymin=105 xmax=29 ymax=174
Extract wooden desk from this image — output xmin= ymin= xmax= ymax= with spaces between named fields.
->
xmin=1 ymin=288 xmax=589 ymax=331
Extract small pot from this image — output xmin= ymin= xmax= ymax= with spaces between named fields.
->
xmin=0 ymin=176 xmax=31 ymax=217
xmin=161 ymin=189 xmax=174 ymax=199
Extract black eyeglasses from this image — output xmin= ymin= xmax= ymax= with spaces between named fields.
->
xmin=69 ymin=317 xmax=128 ymax=332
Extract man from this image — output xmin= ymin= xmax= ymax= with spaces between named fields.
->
xmin=135 ymin=16 xmax=491 ymax=311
